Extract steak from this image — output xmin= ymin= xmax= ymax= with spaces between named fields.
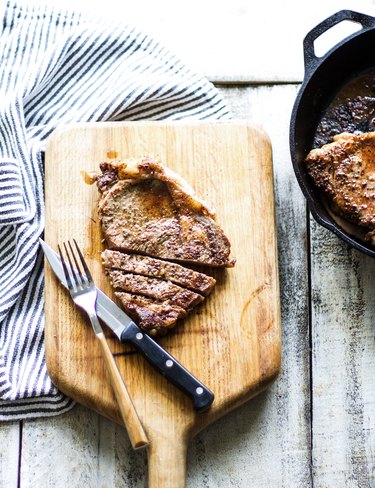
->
xmin=95 ymin=156 xmax=235 ymax=334
xmin=305 ymin=132 xmax=375 ymax=230
xmin=102 ymin=249 xmax=216 ymax=296
xmin=115 ymin=291 xmax=187 ymax=335
xmin=97 ymin=157 xmax=235 ymax=267
xmin=106 ymin=269 xmax=204 ymax=309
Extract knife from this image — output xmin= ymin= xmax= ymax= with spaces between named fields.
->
xmin=40 ymin=238 xmax=214 ymax=412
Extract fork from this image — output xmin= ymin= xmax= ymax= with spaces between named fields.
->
xmin=58 ymin=239 xmax=149 ymax=450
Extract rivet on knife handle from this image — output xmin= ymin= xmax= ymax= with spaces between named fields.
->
xmin=121 ymin=322 xmax=214 ymax=412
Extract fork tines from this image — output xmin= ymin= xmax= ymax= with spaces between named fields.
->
xmin=58 ymin=239 xmax=92 ymax=291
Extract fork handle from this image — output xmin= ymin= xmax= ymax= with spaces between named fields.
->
xmin=96 ymin=331 xmax=149 ymax=449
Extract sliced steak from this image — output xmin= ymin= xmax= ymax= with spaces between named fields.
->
xmin=107 ymin=269 xmax=204 ymax=309
xmin=115 ymin=291 xmax=187 ymax=335
xmin=95 ymin=156 xmax=235 ymax=334
xmin=102 ymin=249 xmax=216 ymax=296
xmin=97 ymin=157 xmax=235 ymax=267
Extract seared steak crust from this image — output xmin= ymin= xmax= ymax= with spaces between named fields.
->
xmin=115 ymin=291 xmax=187 ymax=335
xmin=97 ymin=157 xmax=235 ymax=267
xmin=102 ymin=249 xmax=216 ymax=296
xmin=97 ymin=162 xmax=118 ymax=192
xmin=305 ymin=132 xmax=375 ymax=229
xmin=107 ymin=269 xmax=203 ymax=309
xmin=99 ymin=178 xmax=234 ymax=267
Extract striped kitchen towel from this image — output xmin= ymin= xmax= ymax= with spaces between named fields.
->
xmin=0 ymin=0 xmax=231 ymax=420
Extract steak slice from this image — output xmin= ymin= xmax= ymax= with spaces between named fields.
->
xmin=115 ymin=291 xmax=187 ymax=335
xmin=97 ymin=157 xmax=235 ymax=267
xmin=305 ymin=132 xmax=375 ymax=230
xmin=107 ymin=269 xmax=204 ymax=309
xmin=102 ymin=249 xmax=216 ymax=296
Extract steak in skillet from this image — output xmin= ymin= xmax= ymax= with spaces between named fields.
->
xmin=305 ymin=132 xmax=375 ymax=234
xmin=95 ymin=156 xmax=235 ymax=335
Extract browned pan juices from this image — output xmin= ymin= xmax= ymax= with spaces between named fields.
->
xmin=330 ymin=68 xmax=375 ymax=101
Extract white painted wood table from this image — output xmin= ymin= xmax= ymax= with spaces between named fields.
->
xmin=1 ymin=0 xmax=375 ymax=486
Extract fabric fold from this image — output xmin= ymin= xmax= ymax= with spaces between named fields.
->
xmin=0 ymin=159 xmax=29 ymax=224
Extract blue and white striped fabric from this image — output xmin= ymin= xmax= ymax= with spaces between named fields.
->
xmin=0 ymin=1 xmax=231 ymax=420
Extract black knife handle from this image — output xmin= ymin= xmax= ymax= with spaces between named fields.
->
xmin=121 ymin=322 xmax=214 ymax=412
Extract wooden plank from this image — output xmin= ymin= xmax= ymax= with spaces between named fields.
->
xmin=310 ymin=221 xmax=375 ymax=488
xmin=19 ymin=84 xmax=309 ymax=487
xmin=20 ymin=405 xmax=150 ymax=487
xmin=27 ymin=0 xmax=375 ymax=82
xmin=19 ymin=406 xmax=136 ymax=487
xmin=184 ymin=84 xmax=311 ymax=487
xmin=0 ymin=422 xmax=20 ymax=488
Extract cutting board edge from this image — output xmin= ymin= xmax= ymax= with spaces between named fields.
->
xmin=45 ymin=120 xmax=271 ymax=153
xmin=43 ymin=283 xmax=124 ymax=426
xmin=45 ymin=361 xmax=281 ymax=436
xmin=45 ymin=356 xmax=281 ymax=435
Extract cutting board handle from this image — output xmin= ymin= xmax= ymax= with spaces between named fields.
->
xmin=147 ymin=433 xmax=187 ymax=488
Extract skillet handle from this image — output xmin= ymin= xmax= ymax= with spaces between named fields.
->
xmin=303 ymin=10 xmax=375 ymax=75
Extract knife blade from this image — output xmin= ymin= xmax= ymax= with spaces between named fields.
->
xmin=40 ymin=238 xmax=214 ymax=412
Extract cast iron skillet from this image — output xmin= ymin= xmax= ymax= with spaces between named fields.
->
xmin=290 ymin=10 xmax=375 ymax=258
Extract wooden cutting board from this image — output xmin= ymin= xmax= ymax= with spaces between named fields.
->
xmin=44 ymin=121 xmax=281 ymax=487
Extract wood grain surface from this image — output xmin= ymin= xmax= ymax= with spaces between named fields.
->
xmin=310 ymin=221 xmax=375 ymax=488
xmin=43 ymin=121 xmax=281 ymax=487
